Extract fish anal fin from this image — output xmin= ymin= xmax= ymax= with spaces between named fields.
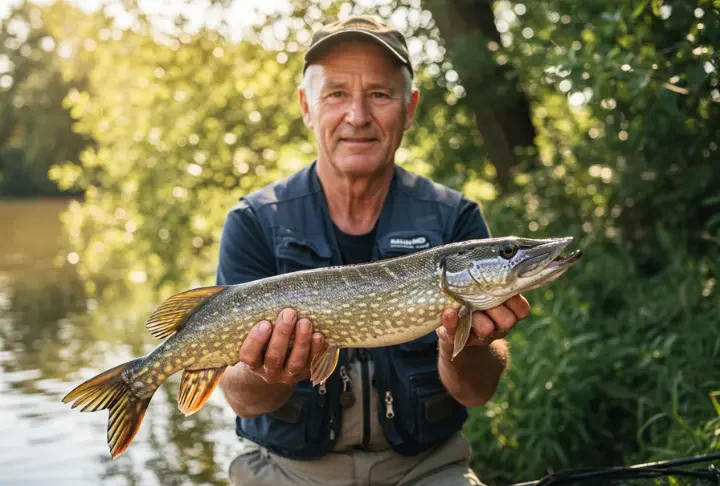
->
xmin=177 ymin=366 xmax=227 ymax=416
xmin=310 ymin=344 xmax=340 ymax=386
xmin=452 ymin=306 xmax=472 ymax=360
xmin=146 ymin=286 xmax=228 ymax=340
xmin=62 ymin=357 xmax=152 ymax=459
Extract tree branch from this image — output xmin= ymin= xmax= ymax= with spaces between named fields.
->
xmin=424 ymin=0 xmax=537 ymax=190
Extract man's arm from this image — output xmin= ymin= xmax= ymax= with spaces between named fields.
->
xmin=215 ymin=204 xmax=326 ymax=418
xmin=437 ymin=297 xmax=528 ymax=407
xmin=437 ymin=197 xmax=530 ymax=406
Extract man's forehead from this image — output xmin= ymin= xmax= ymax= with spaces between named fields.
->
xmin=319 ymin=70 xmax=401 ymax=87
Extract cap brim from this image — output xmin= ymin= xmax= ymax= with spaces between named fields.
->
xmin=304 ymin=29 xmax=411 ymax=73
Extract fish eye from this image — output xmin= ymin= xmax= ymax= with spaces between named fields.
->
xmin=499 ymin=243 xmax=518 ymax=259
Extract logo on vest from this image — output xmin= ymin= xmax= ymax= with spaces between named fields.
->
xmin=389 ymin=236 xmax=429 ymax=250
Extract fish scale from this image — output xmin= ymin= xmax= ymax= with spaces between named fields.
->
xmin=62 ymin=235 xmax=581 ymax=459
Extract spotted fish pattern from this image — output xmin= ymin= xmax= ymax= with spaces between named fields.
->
xmin=62 ymin=236 xmax=581 ymax=459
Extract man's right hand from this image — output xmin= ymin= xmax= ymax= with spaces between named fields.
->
xmin=219 ymin=308 xmax=327 ymax=418
xmin=237 ymin=308 xmax=326 ymax=386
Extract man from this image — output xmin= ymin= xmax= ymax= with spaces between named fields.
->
xmin=216 ymin=15 xmax=530 ymax=486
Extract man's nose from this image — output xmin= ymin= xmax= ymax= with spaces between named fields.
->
xmin=344 ymin=93 xmax=371 ymax=126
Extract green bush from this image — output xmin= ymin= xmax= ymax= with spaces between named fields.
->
xmin=464 ymin=169 xmax=720 ymax=483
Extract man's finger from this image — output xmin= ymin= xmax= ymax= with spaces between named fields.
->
xmin=238 ymin=320 xmax=272 ymax=369
xmin=484 ymin=304 xmax=517 ymax=333
xmin=284 ymin=318 xmax=313 ymax=377
xmin=471 ymin=311 xmax=496 ymax=340
xmin=262 ymin=308 xmax=296 ymax=373
xmin=436 ymin=307 xmax=459 ymax=342
xmin=441 ymin=307 xmax=459 ymax=330
xmin=505 ymin=294 xmax=530 ymax=320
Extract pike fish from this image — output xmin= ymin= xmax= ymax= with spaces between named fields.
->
xmin=62 ymin=236 xmax=581 ymax=458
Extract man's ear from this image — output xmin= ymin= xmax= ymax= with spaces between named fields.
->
xmin=404 ymin=89 xmax=420 ymax=131
xmin=298 ymin=88 xmax=313 ymax=129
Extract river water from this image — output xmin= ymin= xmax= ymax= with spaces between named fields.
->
xmin=0 ymin=199 xmax=240 ymax=485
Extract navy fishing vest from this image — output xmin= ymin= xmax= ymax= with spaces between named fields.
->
xmin=234 ymin=161 xmax=473 ymax=459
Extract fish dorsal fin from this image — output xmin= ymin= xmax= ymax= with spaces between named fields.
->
xmin=146 ymin=286 xmax=228 ymax=340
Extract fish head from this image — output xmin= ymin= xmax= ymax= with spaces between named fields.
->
xmin=440 ymin=236 xmax=581 ymax=309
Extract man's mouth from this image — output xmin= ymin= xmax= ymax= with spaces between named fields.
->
xmin=340 ymin=137 xmax=378 ymax=144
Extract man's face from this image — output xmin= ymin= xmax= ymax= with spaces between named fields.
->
xmin=299 ymin=41 xmax=419 ymax=179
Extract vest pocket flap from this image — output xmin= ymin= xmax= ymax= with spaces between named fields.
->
xmin=274 ymin=233 xmax=333 ymax=270
xmin=377 ymin=230 xmax=444 ymax=258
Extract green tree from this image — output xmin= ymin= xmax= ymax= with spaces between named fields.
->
xmin=0 ymin=1 xmax=93 ymax=197
xmin=51 ymin=14 xmax=313 ymax=292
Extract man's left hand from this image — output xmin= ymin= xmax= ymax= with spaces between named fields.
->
xmin=436 ymin=294 xmax=530 ymax=350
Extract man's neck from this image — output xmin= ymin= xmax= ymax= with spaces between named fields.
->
xmin=317 ymin=160 xmax=394 ymax=236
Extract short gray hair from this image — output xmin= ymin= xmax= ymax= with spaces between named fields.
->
xmin=300 ymin=64 xmax=415 ymax=106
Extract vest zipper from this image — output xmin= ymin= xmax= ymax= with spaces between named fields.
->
xmin=340 ymin=365 xmax=351 ymax=390
xmin=359 ymin=349 xmax=370 ymax=448
xmin=385 ymin=391 xmax=395 ymax=418
xmin=339 ymin=365 xmax=355 ymax=408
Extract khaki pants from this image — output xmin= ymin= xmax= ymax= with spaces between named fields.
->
xmin=227 ymin=433 xmax=485 ymax=486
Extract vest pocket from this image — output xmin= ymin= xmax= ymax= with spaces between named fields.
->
xmin=376 ymin=341 xmax=467 ymax=454
xmin=273 ymin=232 xmax=333 ymax=274
xmin=236 ymin=381 xmax=331 ymax=454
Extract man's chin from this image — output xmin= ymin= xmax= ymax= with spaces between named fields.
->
xmin=330 ymin=155 xmax=389 ymax=177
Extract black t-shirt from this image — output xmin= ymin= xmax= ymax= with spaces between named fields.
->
xmin=216 ymin=196 xmax=490 ymax=286
xmin=333 ymin=223 xmax=377 ymax=265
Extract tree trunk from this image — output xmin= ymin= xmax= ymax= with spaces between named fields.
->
xmin=423 ymin=0 xmax=537 ymax=191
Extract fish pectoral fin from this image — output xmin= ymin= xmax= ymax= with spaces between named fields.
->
xmin=310 ymin=344 xmax=340 ymax=386
xmin=62 ymin=357 xmax=151 ymax=459
xmin=453 ymin=305 xmax=472 ymax=360
xmin=177 ymin=366 xmax=227 ymax=416
xmin=146 ymin=286 xmax=229 ymax=340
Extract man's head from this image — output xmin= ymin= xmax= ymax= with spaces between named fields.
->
xmin=298 ymin=16 xmax=420 ymax=179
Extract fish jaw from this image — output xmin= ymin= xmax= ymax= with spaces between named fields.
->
xmin=514 ymin=237 xmax=575 ymax=278
xmin=516 ymin=246 xmax=582 ymax=292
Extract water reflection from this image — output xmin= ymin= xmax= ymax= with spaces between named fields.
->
xmin=0 ymin=199 xmax=240 ymax=486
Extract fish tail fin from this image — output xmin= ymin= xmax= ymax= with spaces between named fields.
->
xmin=62 ymin=357 xmax=151 ymax=459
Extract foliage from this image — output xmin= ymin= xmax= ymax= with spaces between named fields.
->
xmin=0 ymin=1 xmax=92 ymax=197
xmin=51 ymin=18 xmax=313 ymax=291
xmin=468 ymin=195 xmax=720 ymax=484
xmin=4 ymin=0 xmax=718 ymax=483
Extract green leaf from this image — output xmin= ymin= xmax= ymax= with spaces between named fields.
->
xmin=702 ymin=194 xmax=720 ymax=206
xmin=632 ymin=0 xmax=650 ymax=19
xmin=651 ymin=0 xmax=662 ymax=16
xmin=710 ymin=392 xmax=720 ymax=417
xmin=706 ymin=212 xmax=720 ymax=230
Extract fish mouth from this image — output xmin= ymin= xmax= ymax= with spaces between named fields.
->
xmin=516 ymin=237 xmax=582 ymax=281
xmin=546 ymin=249 xmax=583 ymax=270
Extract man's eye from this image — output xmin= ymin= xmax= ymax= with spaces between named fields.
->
xmin=371 ymin=92 xmax=390 ymax=98
xmin=329 ymin=91 xmax=345 ymax=98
